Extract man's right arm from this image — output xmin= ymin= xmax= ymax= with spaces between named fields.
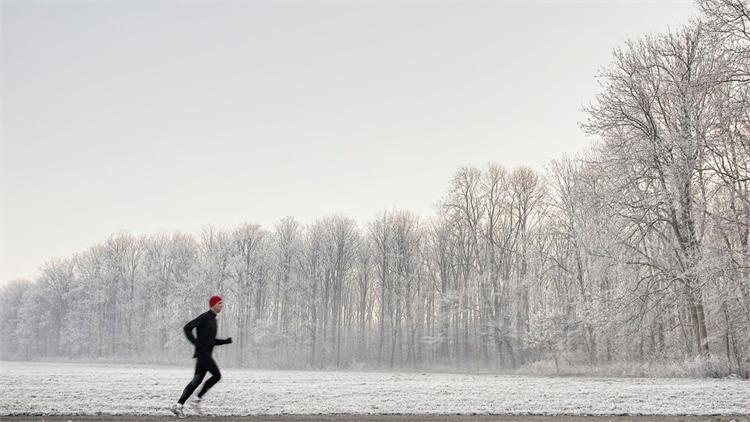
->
xmin=183 ymin=314 xmax=204 ymax=345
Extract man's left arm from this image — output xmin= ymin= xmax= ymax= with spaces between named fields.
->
xmin=215 ymin=337 xmax=233 ymax=345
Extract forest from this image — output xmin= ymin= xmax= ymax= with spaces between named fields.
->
xmin=1 ymin=0 xmax=748 ymax=377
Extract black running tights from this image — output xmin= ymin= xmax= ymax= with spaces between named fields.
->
xmin=178 ymin=353 xmax=222 ymax=404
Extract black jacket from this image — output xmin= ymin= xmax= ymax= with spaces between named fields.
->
xmin=183 ymin=310 xmax=231 ymax=358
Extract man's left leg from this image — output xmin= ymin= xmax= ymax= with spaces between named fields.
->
xmin=197 ymin=354 xmax=221 ymax=398
xmin=190 ymin=354 xmax=221 ymax=414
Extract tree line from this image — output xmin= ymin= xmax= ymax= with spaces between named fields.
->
xmin=1 ymin=0 xmax=748 ymax=376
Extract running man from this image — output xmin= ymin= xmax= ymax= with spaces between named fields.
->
xmin=171 ymin=295 xmax=232 ymax=418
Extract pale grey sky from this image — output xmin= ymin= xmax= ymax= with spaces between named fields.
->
xmin=1 ymin=0 xmax=696 ymax=284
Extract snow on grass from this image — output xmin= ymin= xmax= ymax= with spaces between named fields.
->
xmin=1 ymin=361 xmax=748 ymax=416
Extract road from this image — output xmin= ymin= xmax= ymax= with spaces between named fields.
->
xmin=1 ymin=415 xmax=747 ymax=422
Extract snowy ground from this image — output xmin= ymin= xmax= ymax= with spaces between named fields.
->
xmin=1 ymin=361 xmax=748 ymax=417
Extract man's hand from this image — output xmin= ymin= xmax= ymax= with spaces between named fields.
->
xmin=226 ymin=337 xmax=233 ymax=344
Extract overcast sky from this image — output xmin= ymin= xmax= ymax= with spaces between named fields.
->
xmin=2 ymin=0 xmax=696 ymax=284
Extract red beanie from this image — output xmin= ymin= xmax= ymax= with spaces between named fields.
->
xmin=209 ymin=295 xmax=222 ymax=308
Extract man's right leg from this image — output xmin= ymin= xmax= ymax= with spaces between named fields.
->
xmin=178 ymin=357 xmax=208 ymax=405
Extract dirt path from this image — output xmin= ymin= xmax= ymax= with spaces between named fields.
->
xmin=1 ymin=415 xmax=747 ymax=422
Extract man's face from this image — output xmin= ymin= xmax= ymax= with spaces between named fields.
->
xmin=211 ymin=301 xmax=223 ymax=313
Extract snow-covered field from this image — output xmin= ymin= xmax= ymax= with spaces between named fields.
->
xmin=1 ymin=361 xmax=748 ymax=416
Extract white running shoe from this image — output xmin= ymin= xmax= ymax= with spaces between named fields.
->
xmin=189 ymin=397 xmax=203 ymax=415
xmin=170 ymin=403 xmax=186 ymax=418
